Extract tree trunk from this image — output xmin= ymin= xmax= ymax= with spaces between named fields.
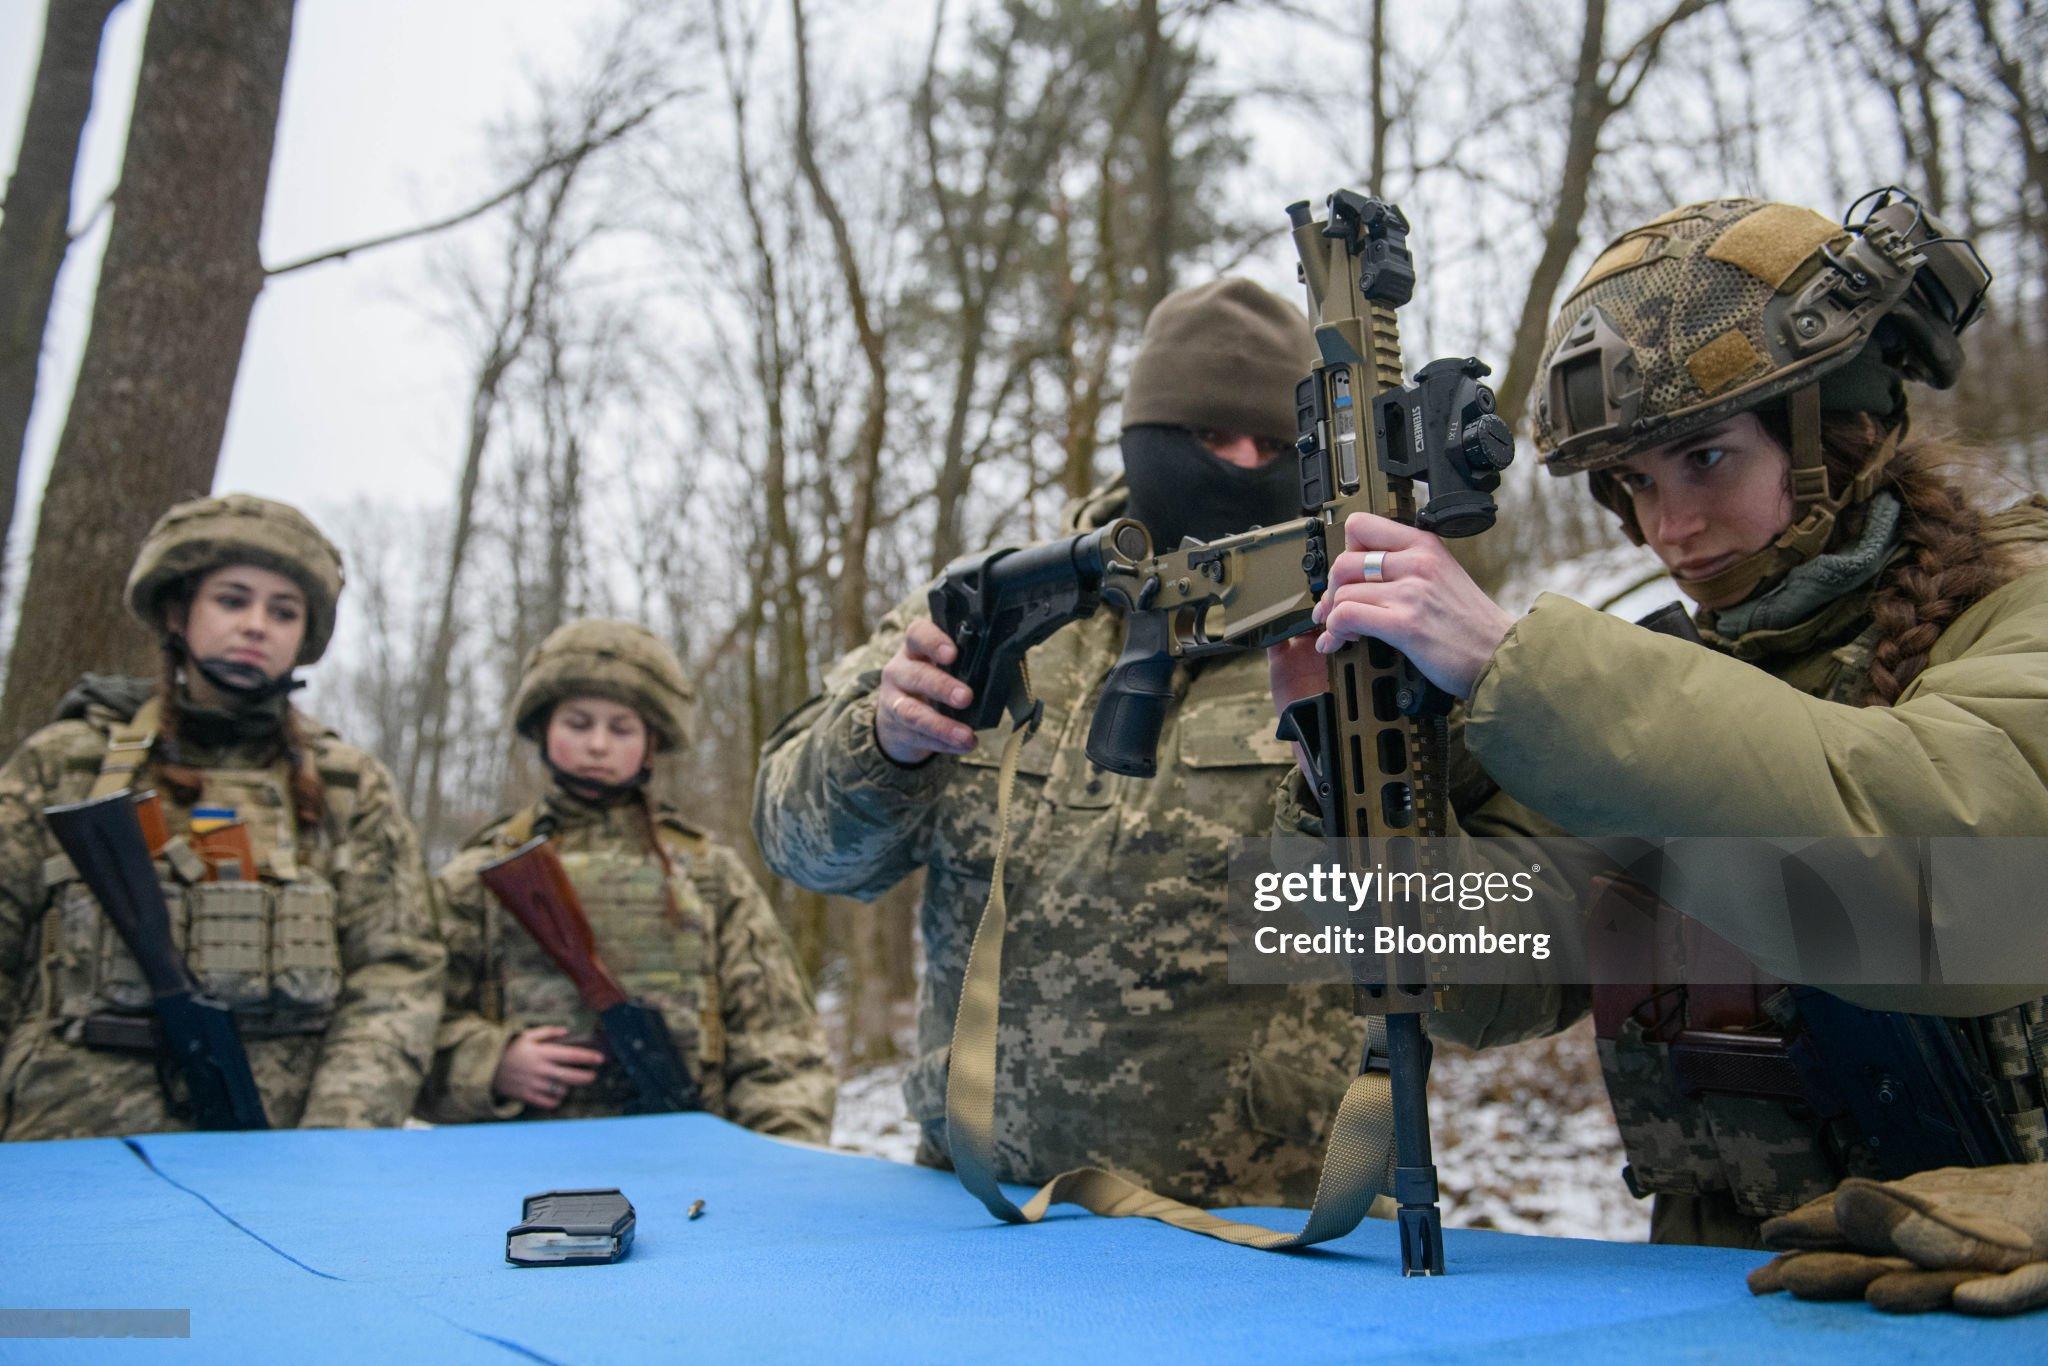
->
xmin=0 ymin=0 xmax=123 ymax=608
xmin=1366 ymin=0 xmax=1389 ymax=193
xmin=0 ymin=0 xmax=294 ymax=751
xmin=1495 ymin=0 xmax=1609 ymax=429
xmin=929 ymin=316 xmax=988 ymax=575
xmin=791 ymin=0 xmax=886 ymax=655
xmin=1138 ymin=0 xmax=1172 ymax=313
xmin=1902 ymin=0 xmax=1947 ymax=215
xmin=410 ymin=354 xmax=503 ymax=841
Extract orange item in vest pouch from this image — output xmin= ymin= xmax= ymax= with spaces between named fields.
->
xmin=192 ymin=821 xmax=258 ymax=882
xmin=131 ymin=791 xmax=171 ymax=855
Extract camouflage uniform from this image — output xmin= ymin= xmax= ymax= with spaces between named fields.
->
xmin=419 ymin=619 xmax=833 ymax=1141
xmin=754 ymin=479 xmax=1363 ymax=1207
xmin=0 ymin=494 xmax=444 ymax=1141
xmin=423 ymin=787 xmax=834 ymax=1140
xmin=0 ymin=678 xmax=446 ymax=1138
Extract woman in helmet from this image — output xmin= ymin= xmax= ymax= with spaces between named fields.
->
xmin=0 ymin=494 xmax=446 ymax=1139
xmin=422 ymin=619 xmax=834 ymax=1140
xmin=1273 ymin=190 xmax=2048 ymax=1249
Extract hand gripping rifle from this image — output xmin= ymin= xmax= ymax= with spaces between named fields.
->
xmin=479 ymin=837 xmax=701 ymax=1114
xmin=1082 ymin=191 xmax=1512 ymax=1273
xmin=42 ymin=791 xmax=270 ymax=1130
xmin=934 ymin=191 xmax=1510 ymax=1273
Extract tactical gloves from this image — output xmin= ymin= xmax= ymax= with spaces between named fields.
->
xmin=1748 ymin=1164 xmax=2048 ymax=1315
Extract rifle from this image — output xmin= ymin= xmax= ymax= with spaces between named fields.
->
xmin=478 ymin=837 xmax=701 ymax=1115
xmin=930 ymin=519 xmax=1154 ymax=731
xmin=43 ymin=791 xmax=270 ymax=1131
xmin=934 ymin=192 xmax=1509 ymax=1273
xmin=1084 ymin=190 xmax=1511 ymax=1274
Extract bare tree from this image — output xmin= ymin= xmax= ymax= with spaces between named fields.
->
xmin=0 ymin=0 xmax=295 ymax=751
xmin=406 ymin=104 xmax=635 ymax=841
xmin=916 ymin=0 xmax=1114 ymax=572
xmin=1967 ymin=0 xmax=2047 ymax=272
xmin=0 ymin=0 xmax=124 ymax=605
xmin=1493 ymin=0 xmax=1726 ymax=429
xmin=791 ymin=0 xmax=890 ymax=656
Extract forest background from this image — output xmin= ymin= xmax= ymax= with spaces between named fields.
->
xmin=3 ymin=0 xmax=2043 ymax=1238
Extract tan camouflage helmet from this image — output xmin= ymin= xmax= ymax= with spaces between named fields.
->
xmin=512 ymin=619 xmax=697 ymax=751
xmin=125 ymin=493 xmax=346 ymax=664
xmin=1535 ymin=189 xmax=1987 ymax=472
xmin=1533 ymin=188 xmax=1989 ymax=605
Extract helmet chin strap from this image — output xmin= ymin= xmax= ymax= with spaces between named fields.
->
xmin=545 ymin=755 xmax=652 ymax=805
xmin=171 ymin=634 xmax=304 ymax=704
xmin=1666 ymin=384 xmax=1900 ymax=610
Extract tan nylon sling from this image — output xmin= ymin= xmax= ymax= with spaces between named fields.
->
xmin=943 ymin=693 xmax=1399 ymax=1251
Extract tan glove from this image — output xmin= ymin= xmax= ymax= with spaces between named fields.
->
xmin=1748 ymin=1165 xmax=2048 ymax=1316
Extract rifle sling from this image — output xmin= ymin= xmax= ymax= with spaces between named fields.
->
xmin=944 ymin=683 xmax=1398 ymax=1251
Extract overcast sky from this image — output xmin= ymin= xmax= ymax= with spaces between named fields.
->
xmin=0 ymin=0 xmax=598 ymax=560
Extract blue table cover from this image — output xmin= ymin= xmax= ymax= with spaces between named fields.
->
xmin=1 ymin=1113 xmax=2039 ymax=1362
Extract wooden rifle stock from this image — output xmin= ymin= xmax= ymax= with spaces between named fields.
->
xmin=479 ymin=837 xmax=700 ymax=1114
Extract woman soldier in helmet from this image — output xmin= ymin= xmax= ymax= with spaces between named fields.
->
xmin=1273 ymin=191 xmax=2048 ymax=1258
xmin=0 ymin=494 xmax=446 ymax=1139
xmin=421 ymin=620 xmax=834 ymax=1140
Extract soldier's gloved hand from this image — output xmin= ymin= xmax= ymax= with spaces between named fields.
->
xmin=1748 ymin=1165 xmax=2048 ymax=1315
xmin=874 ymin=620 xmax=978 ymax=765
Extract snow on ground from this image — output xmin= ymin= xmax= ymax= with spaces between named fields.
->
xmin=1429 ymin=1021 xmax=1644 ymax=1241
xmin=832 ymin=1056 xmax=922 ymax=1163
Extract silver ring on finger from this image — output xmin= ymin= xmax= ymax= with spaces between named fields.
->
xmin=1358 ymin=551 xmax=1390 ymax=583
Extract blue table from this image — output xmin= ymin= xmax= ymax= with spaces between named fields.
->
xmin=0 ymin=1114 xmax=2035 ymax=1362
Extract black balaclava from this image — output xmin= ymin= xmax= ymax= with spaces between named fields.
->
xmin=1119 ymin=425 xmax=1302 ymax=551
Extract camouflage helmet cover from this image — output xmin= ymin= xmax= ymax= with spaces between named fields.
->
xmin=1533 ymin=190 xmax=1988 ymax=474
xmin=125 ymin=493 xmax=346 ymax=664
xmin=512 ymin=618 xmax=697 ymax=752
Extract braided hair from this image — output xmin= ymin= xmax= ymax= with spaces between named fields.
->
xmin=1757 ymin=409 xmax=2022 ymax=706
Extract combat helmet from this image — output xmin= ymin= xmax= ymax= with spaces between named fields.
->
xmin=511 ymin=619 xmax=696 ymax=752
xmin=1533 ymin=188 xmax=1989 ymax=606
xmin=126 ymin=493 xmax=346 ymax=664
